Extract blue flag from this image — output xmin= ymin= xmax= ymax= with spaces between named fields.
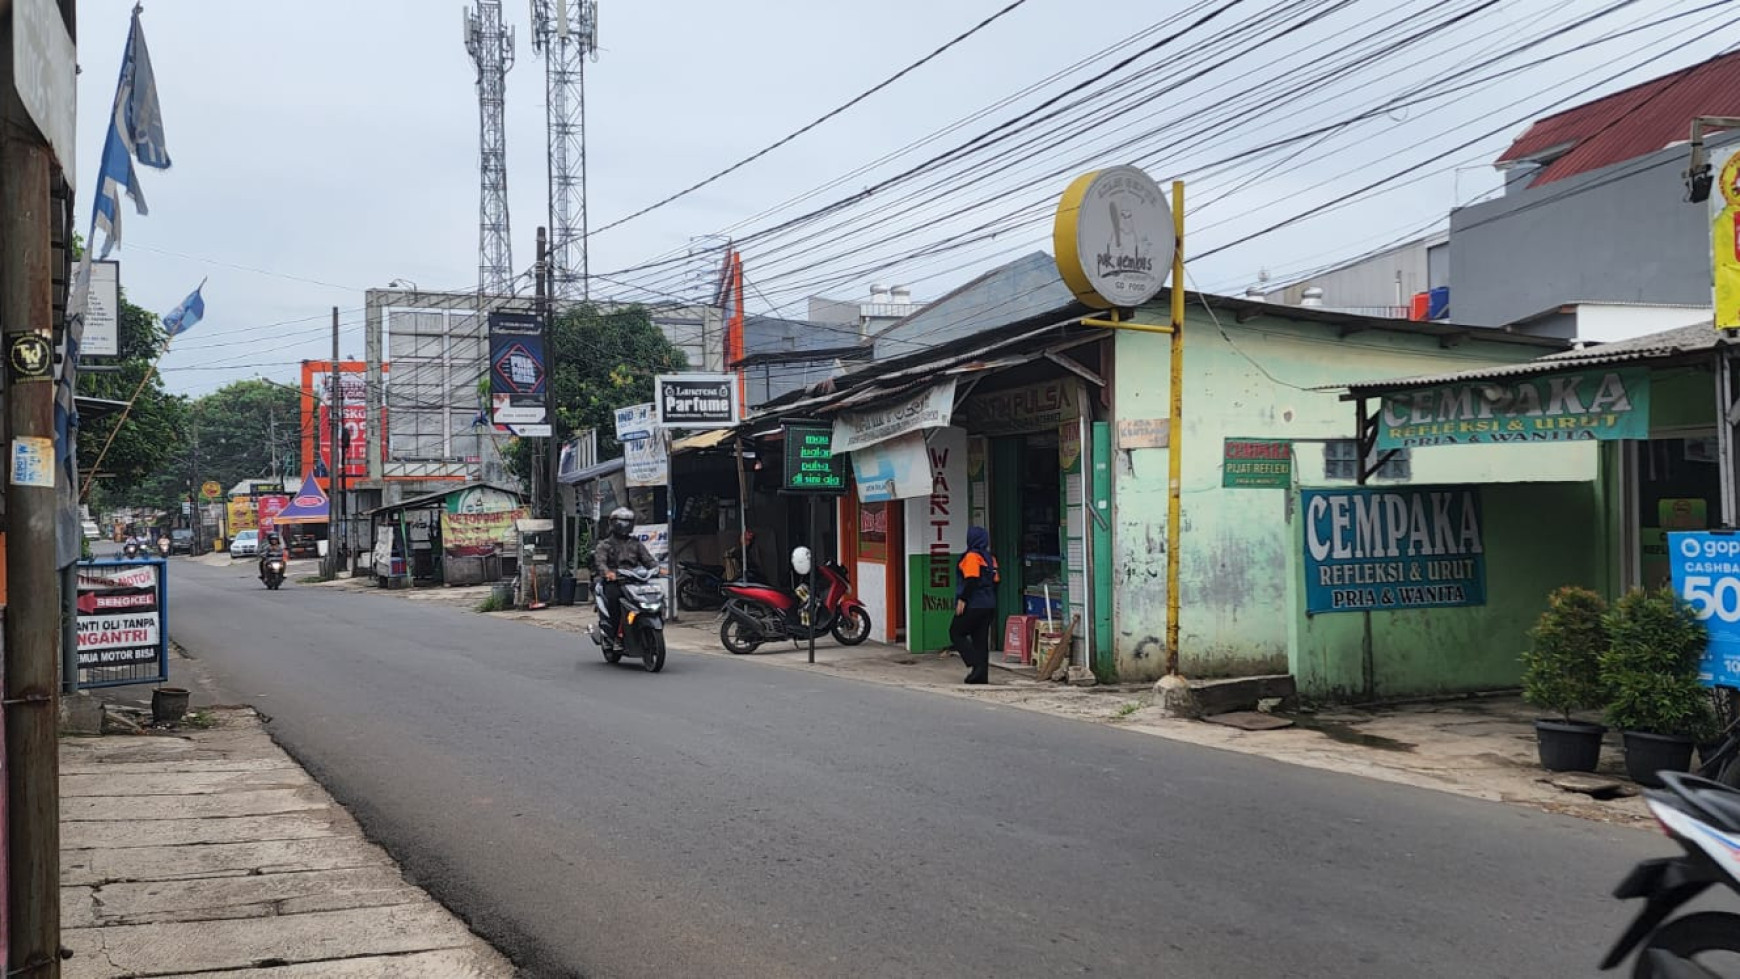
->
xmin=91 ymin=9 xmax=171 ymax=259
xmin=163 ymin=280 xmax=206 ymax=337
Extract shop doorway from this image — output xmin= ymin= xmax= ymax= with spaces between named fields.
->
xmin=1632 ymin=436 xmax=1722 ymax=590
xmin=990 ymin=434 xmax=1066 ymax=634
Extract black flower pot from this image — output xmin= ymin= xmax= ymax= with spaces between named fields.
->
xmin=151 ymin=687 xmax=190 ymax=725
xmin=1622 ymin=730 xmax=1695 ymax=788
xmin=1534 ymin=719 xmax=1605 ymax=772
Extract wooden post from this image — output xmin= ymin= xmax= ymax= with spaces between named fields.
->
xmin=2 ymin=126 xmax=63 ymax=976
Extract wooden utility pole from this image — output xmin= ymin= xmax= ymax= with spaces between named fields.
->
xmin=539 ymin=227 xmax=562 ymax=573
xmin=327 ymin=307 xmax=342 ymax=577
xmin=2 ymin=124 xmax=64 ymax=976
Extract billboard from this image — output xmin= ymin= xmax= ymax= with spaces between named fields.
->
xmin=488 ymin=310 xmax=550 ymax=436
xmin=75 ymin=560 xmax=169 ymax=689
xmin=83 ymin=260 xmax=120 ymax=357
xmin=1301 ymin=486 xmax=1487 ymax=614
xmin=301 ymin=361 xmax=385 ymax=488
xmin=654 ymin=373 xmax=738 ymax=428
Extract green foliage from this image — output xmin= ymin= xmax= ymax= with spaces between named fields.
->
xmin=1521 ymin=586 xmax=1608 ymax=721
xmin=1600 ymin=587 xmax=1715 ymax=739
xmin=503 ymin=303 xmax=688 ymax=479
xmin=184 ymin=379 xmax=302 ymax=492
xmin=476 ymin=592 xmax=510 ymax=613
xmin=78 ymin=296 xmax=188 ymax=503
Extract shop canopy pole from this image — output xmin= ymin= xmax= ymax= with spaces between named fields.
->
xmin=1717 ymin=347 xmax=1739 ymax=527
xmin=735 ymin=435 xmax=750 ymax=576
xmin=1165 ymin=181 xmax=1186 ymax=676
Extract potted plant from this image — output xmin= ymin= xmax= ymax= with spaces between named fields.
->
xmin=1522 ymin=586 xmax=1608 ymax=772
xmin=1600 ymin=587 xmax=1716 ymax=788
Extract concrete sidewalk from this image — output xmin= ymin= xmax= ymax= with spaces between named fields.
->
xmin=60 ymin=707 xmax=514 ymax=978
xmin=322 ymin=576 xmax=1654 ymax=828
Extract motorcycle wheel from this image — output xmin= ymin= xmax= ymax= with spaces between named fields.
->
xmin=720 ymin=616 xmax=761 ymax=655
xmin=598 ymin=628 xmax=622 ymax=664
xmin=1633 ymin=911 xmax=1740 ymax=978
xmin=677 ymin=577 xmax=709 ymax=612
xmin=831 ymin=608 xmax=872 ymax=646
xmin=641 ymin=631 xmax=666 ymax=673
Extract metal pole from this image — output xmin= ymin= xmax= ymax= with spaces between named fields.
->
xmin=327 ymin=307 xmax=341 ymax=577
xmin=60 ymin=565 xmax=76 ymax=695
xmin=808 ymin=496 xmax=818 ymax=665
xmin=1164 ymin=180 xmax=1185 ymax=677
xmin=2 ymin=125 xmax=62 ymax=977
xmin=542 ymin=229 xmax=561 ymax=574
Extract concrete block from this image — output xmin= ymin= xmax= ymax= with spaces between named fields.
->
xmin=153 ymin=947 xmax=513 ymax=978
xmin=62 ymin=837 xmax=392 ymax=887
xmin=63 ymin=787 xmax=328 ymax=822
xmin=1190 ymin=674 xmax=1298 ymax=716
xmin=73 ymin=866 xmax=420 ymax=927
xmin=61 ymin=768 xmax=314 ymax=798
xmin=1152 ymin=673 xmax=1202 ymax=718
xmin=59 ymin=693 xmax=104 ymax=736
xmin=61 ymin=905 xmax=481 ymax=977
xmin=62 ymin=811 xmax=348 ymax=851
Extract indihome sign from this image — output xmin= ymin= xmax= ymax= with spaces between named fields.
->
xmin=1375 ymin=367 xmax=1649 ymax=450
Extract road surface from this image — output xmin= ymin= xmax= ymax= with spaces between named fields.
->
xmin=168 ymin=557 xmax=1659 ymax=978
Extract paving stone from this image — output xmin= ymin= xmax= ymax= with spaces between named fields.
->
xmin=155 ymin=946 xmax=513 ymax=978
xmin=64 ymin=812 xmax=348 ymax=851
xmin=1204 ymin=711 xmax=1296 ymax=731
xmin=72 ymin=866 xmax=420 ymax=926
xmin=62 ymin=787 xmax=328 ymax=822
xmin=60 ymin=757 xmax=298 ymax=776
xmin=62 ymin=768 xmax=313 ymax=798
xmin=62 ymin=905 xmax=482 ymax=978
xmin=62 ymin=837 xmax=392 ymax=887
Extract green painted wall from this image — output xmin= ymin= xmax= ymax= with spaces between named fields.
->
xmin=1286 ymin=482 xmax=1598 ymax=701
xmin=1111 ymin=306 xmax=1598 ymax=684
xmin=1648 ymin=366 xmax=1714 ymax=433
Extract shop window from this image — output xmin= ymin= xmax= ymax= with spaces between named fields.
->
xmin=1323 ymin=440 xmax=1410 ymax=481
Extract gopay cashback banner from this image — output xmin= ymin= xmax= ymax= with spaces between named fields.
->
xmin=1375 ymin=368 xmax=1649 ymax=450
xmin=1668 ymin=531 xmax=1740 ymax=688
xmin=1302 ymin=486 xmax=1486 ymax=614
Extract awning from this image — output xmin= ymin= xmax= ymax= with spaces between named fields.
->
xmin=274 ymin=470 xmax=329 ymax=525
xmin=671 ymin=428 xmax=734 ymax=454
xmin=558 ymin=457 xmax=624 ymax=486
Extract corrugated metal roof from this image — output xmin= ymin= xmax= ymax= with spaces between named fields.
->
xmin=1340 ymin=323 xmax=1729 ymax=396
xmin=1497 ymin=49 xmax=1740 ymax=188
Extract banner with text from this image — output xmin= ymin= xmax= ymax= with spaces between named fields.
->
xmin=831 ymin=380 xmax=955 ymax=454
xmin=851 ymin=430 xmax=932 ymax=502
xmin=75 ymin=560 xmax=168 ymax=688
xmin=1668 ymin=531 xmax=1740 ymax=688
xmin=489 ymin=311 xmax=550 ymax=436
xmin=1302 ymin=486 xmax=1487 ymax=614
xmin=1376 ymin=368 xmax=1649 ymax=450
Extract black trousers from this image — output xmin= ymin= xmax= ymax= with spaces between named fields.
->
xmin=950 ymin=607 xmax=995 ymax=683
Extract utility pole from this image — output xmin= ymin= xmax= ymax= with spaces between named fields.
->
xmin=327 ymin=307 xmax=341 ymax=578
xmin=540 ymin=228 xmax=562 ymax=573
xmin=2 ymin=122 xmax=64 ymax=976
xmin=532 ymin=228 xmax=547 ymax=520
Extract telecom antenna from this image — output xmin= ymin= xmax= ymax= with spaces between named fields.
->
xmin=531 ymin=0 xmax=598 ymax=302
xmin=465 ymin=1 xmax=516 ymax=297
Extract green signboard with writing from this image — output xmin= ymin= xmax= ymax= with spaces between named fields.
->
xmin=1375 ymin=367 xmax=1650 ymax=450
xmin=1222 ymin=438 xmax=1292 ymax=488
xmin=782 ymin=423 xmax=846 ymax=493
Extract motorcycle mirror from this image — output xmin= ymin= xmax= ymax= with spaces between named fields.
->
xmin=791 ymin=546 xmax=813 ymax=576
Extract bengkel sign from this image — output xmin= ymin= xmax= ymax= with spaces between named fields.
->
xmin=653 ymin=373 xmax=739 ymax=428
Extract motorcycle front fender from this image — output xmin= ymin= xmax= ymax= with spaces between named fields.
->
xmin=1599 ymin=857 xmax=1716 ymax=970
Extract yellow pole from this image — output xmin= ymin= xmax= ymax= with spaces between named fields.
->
xmin=1165 ymin=180 xmax=1185 ymax=676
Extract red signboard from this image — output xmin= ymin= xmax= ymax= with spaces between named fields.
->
xmin=257 ymin=494 xmax=289 ymax=534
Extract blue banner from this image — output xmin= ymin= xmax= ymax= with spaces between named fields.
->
xmin=1302 ymin=486 xmax=1487 ymax=614
xmin=1667 ymin=531 xmax=1740 ymax=688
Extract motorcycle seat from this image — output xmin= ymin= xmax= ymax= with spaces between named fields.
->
xmin=1669 ymin=773 xmax=1740 ymax=833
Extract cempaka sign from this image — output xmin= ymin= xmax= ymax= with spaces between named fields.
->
xmin=1053 ymin=165 xmax=1173 ymax=309
xmin=1375 ymin=368 xmax=1649 ymax=450
xmin=1302 ymin=486 xmax=1486 ymax=614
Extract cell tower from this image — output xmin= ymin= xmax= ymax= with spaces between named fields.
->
xmin=465 ymin=1 xmax=515 ymax=297
xmin=531 ymin=0 xmax=599 ymax=302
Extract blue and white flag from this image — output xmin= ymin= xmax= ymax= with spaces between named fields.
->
xmin=163 ymin=280 xmax=206 ymax=337
xmin=91 ymin=8 xmax=171 ymax=260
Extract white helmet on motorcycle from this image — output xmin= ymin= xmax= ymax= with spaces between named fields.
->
xmin=791 ymin=545 xmax=813 ymax=576
xmin=608 ymin=507 xmax=635 ymax=540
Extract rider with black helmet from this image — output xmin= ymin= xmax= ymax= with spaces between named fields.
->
xmin=593 ymin=507 xmax=657 ymax=642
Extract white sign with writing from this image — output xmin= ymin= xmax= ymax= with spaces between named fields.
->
xmin=832 ymin=380 xmax=956 ymax=454
xmin=625 ymin=429 xmax=668 ymax=487
xmin=83 ymin=262 xmax=121 ymax=358
xmin=615 ymin=403 xmax=655 ymax=442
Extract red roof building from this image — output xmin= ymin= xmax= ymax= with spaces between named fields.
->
xmin=1496 ymin=49 xmax=1740 ymax=189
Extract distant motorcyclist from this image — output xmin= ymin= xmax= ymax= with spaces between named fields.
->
xmin=593 ymin=507 xmax=656 ymax=642
xmin=258 ymin=532 xmax=287 ymax=581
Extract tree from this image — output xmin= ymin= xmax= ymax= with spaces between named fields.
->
xmin=182 ymin=379 xmax=303 ymax=494
xmin=504 ymin=303 xmax=688 ymax=476
xmin=78 ymin=295 xmax=188 ymax=505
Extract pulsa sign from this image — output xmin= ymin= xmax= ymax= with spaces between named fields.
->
xmin=654 ymin=373 xmax=739 ymax=429
xmin=1375 ymin=368 xmax=1649 ymax=450
xmin=1302 ymin=486 xmax=1486 ymax=614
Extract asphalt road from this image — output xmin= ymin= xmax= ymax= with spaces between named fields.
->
xmin=166 ymin=557 xmax=1664 ymax=979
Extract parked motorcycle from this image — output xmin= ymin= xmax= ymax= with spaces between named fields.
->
xmin=676 ymin=561 xmax=730 ymax=611
xmin=589 ymin=565 xmax=667 ymax=673
xmin=717 ymin=547 xmax=871 ymax=655
xmin=1601 ymin=770 xmax=1740 ymax=976
xmin=259 ymin=557 xmax=286 ymax=591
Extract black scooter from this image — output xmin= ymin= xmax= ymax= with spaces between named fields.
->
xmin=590 ymin=565 xmax=667 ymax=673
xmin=259 ymin=556 xmax=286 ymax=590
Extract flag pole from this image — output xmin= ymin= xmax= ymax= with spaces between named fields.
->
xmin=79 ymin=334 xmax=176 ymax=502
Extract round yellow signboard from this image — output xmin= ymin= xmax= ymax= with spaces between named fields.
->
xmin=1053 ymin=165 xmax=1174 ymax=309
xmin=201 ymin=480 xmax=222 ymax=500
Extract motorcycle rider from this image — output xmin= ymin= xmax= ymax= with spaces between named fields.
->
xmin=258 ymin=532 xmax=287 ymax=582
xmin=593 ymin=506 xmax=657 ymax=645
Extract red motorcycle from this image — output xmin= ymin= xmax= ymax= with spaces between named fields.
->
xmin=718 ymin=548 xmax=871 ymax=654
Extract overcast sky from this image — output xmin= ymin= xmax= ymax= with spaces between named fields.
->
xmin=70 ymin=0 xmax=1740 ymax=397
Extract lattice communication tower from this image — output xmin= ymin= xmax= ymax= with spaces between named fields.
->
xmin=465 ymin=1 xmax=516 ymax=297
xmin=531 ymin=0 xmax=598 ymax=302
